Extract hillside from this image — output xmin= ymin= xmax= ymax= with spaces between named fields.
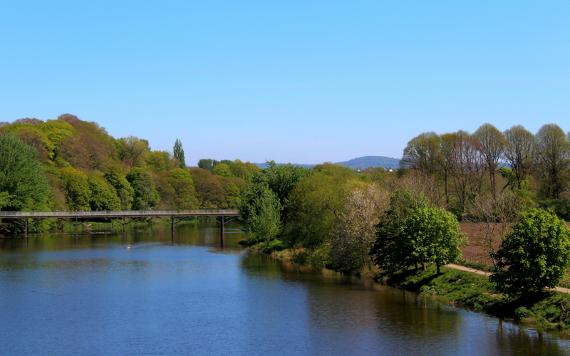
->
xmin=0 ymin=115 xmax=260 ymax=214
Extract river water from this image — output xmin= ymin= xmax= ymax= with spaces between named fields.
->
xmin=0 ymin=224 xmax=569 ymax=355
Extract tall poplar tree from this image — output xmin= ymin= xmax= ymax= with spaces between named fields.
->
xmin=173 ymin=139 xmax=186 ymax=168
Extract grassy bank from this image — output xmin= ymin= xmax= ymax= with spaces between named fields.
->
xmin=378 ymin=266 xmax=570 ymax=335
xmin=260 ymin=245 xmax=570 ymax=336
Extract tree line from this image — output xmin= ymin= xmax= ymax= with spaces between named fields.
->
xmin=401 ymin=123 xmax=570 ymax=220
xmin=0 ymin=115 xmax=259 ymax=232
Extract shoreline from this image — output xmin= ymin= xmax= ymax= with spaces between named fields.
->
xmin=257 ymin=246 xmax=570 ymax=338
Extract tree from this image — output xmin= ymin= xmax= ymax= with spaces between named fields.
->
xmin=284 ymin=165 xmax=359 ymax=247
xmin=448 ymin=131 xmax=484 ymax=217
xmin=0 ymin=134 xmax=50 ymax=211
xmin=127 ymin=168 xmax=159 ymax=210
xmin=474 ymin=123 xmax=505 ymax=199
xmin=163 ymin=168 xmax=199 ymax=210
xmin=491 ymin=209 xmax=570 ymax=298
xmin=116 ymin=136 xmax=150 ymax=167
xmin=173 ymin=139 xmax=186 ymax=168
xmin=240 ymin=181 xmax=282 ymax=243
xmin=60 ymin=167 xmax=91 ymax=211
xmin=372 ymin=190 xmax=430 ymax=274
xmin=146 ymin=151 xmax=175 ymax=172
xmin=190 ymin=168 xmax=227 ymax=208
xmin=263 ymin=162 xmax=309 ymax=206
xmin=439 ymin=133 xmax=457 ymax=205
xmin=212 ymin=163 xmax=232 ymax=177
xmin=401 ymin=132 xmax=441 ymax=175
xmin=535 ymin=124 xmax=569 ymax=199
xmin=330 ymin=184 xmax=389 ymax=274
xmin=58 ymin=114 xmax=116 ymax=170
xmin=503 ymin=125 xmax=535 ymax=190
xmin=104 ymin=169 xmax=134 ymax=210
xmin=403 ymin=206 xmax=465 ymax=274
xmin=88 ymin=175 xmax=121 ymax=211
xmin=198 ymin=159 xmax=218 ymax=171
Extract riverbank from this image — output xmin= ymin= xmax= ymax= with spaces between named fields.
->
xmin=264 ymin=246 xmax=570 ymax=336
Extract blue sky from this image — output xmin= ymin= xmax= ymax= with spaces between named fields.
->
xmin=1 ymin=1 xmax=569 ymax=164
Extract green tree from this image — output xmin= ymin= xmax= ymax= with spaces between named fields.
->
xmin=240 ymin=181 xmax=282 ymax=243
xmin=116 ymin=136 xmax=150 ymax=167
xmin=284 ymin=165 xmax=359 ymax=247
xmin=146 ymin=151 xmax=175 ymax=172
xmin=104 ymin=169 xmax=134 ymax=210
xmin=372 ymin=190 xmax=430 ymax=274
xmin=60 ymin=167 xmax=91 ymax=211
xmin=165 ymin=168 xmax=199 ymax=209
xmin=403 ymin=205 xmax=465 ymax=274
xmin=88 ymin=175 xmax=121 ymax=211
xmin=212 ymin=163 xmax=232 ymax=177
xmin=0 ymin=134 xmax=50 ymax=211
xmin=190 ymin=168 xmax=227 ymax=208
xmin=263 ymin=162 xmax=309 ymax=206
xmin=127 ymin=168 xmax=159 ymax=210
xmin=197 ymin=159 xmax=219 ymax=171
xmin=173 ymin=138 xmax=186 ymax=168
xmin=401 ymin=132 xmax=441 ymax=175
xmin=491 ymin=209 xmax=570 ymax=298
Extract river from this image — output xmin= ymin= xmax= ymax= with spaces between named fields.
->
xmin=0 ymin=224 xmax=568 ymax=355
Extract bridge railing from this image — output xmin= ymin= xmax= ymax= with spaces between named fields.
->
xmin=0 ymin=209 xmax=241 ymax=219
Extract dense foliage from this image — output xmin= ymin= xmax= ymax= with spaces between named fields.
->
xmin=0 ymin=115 xmax=258 ymax=218
xmin=0 ymin=134 xmax=50 ymax=211
xmin=491 ymin=209 xmax=570 ymax=298
xmin=371 ymin=191 xmax=465 ymax=274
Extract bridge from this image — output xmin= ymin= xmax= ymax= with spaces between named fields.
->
xmin=0 ymin=209 xmax=241 ymax=247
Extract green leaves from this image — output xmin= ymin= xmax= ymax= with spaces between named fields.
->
xmin=491 ymin=208 xmax=570 ymax=298
xmin=372 ymin=191 xmax=464 ymax=274
xmin=127 ymin=168 xmax=160 ymax=210
xmin=240 ymin=180 xmax=282 ymax=243
xmin=0 ymin=134 xmax=50 ymax=211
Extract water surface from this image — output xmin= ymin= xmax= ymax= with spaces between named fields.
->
xmin=0 ymin=225 xmax=568 ymax=355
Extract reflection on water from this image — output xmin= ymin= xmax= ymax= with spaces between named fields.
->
xmin=0 ymin=224 xmax=568 ymax=355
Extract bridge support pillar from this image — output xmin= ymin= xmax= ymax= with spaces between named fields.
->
xmin=24 ymin=218 xmax=29 ymax=239
xmin=171 ymin=217 xmax=175 ymax=240
xmin=219 ymin=216 xmax=225 ymax=248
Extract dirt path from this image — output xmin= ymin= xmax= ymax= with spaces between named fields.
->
xmin=445 ymin=263 xmax=570 ymax=295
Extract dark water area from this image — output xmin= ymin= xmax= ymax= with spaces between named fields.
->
xmin=0 ymin=224 xmax=569 ymax=355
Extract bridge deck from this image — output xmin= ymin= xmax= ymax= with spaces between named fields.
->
xmin=0 ymin=209 xmax=240 ymax=219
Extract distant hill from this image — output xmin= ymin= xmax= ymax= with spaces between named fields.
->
xmin=336 ymin=156 xmax=401 ymax=170
xmin=256 ymin=156 xmax=401 ymax=170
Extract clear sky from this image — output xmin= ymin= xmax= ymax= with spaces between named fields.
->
xmin=1 ymin=1 xmax=569 ymax=164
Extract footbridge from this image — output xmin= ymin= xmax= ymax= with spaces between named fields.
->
xmin=0 ymin=209 xmax=241 ymax=247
